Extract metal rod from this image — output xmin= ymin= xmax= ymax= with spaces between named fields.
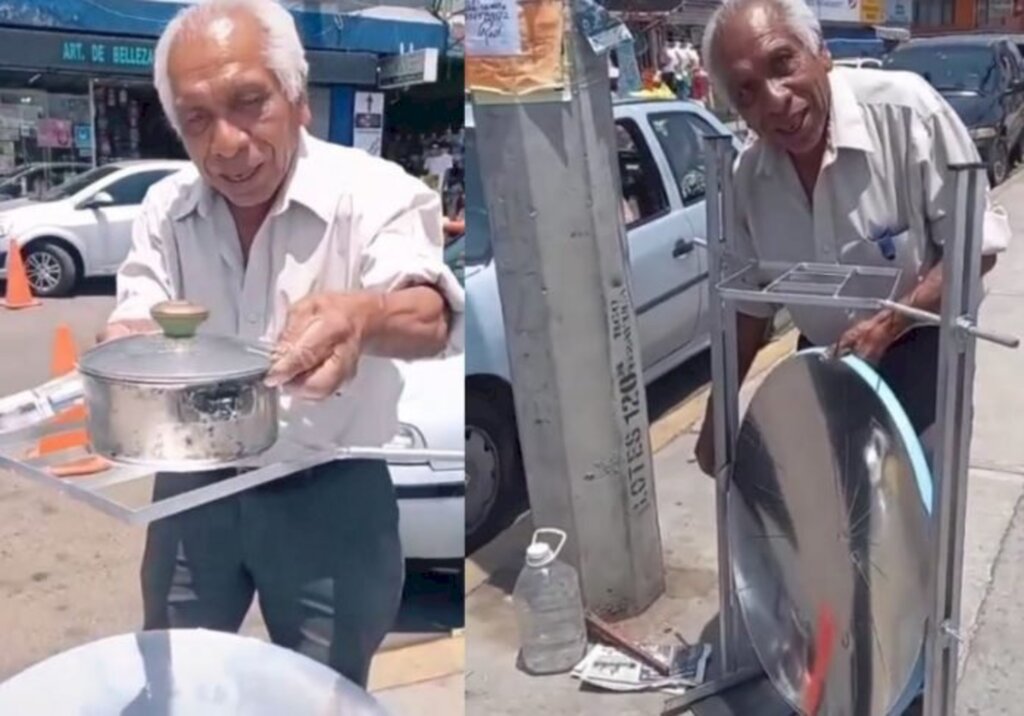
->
xmin=923 ymin=164 xmax=985 ymax=716
xmin=879 ymin=300 xmax=1020 ymax=349
xmin=704 ymin=133 xmax=740 ymax=673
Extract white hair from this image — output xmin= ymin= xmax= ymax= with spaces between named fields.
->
xmin=154 ymin=0 xmax=309 ymax=134
xmin=702 ymin=0 xmax=824 ymax=106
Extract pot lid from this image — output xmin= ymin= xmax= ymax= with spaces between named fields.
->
xmin=79 ymin=301 xmax=272 ymax=384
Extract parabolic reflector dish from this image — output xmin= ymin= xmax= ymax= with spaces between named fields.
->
xmin=0 ymin=628 xmax=388 ymax=715
xmin=728 ymin=350 xmax=933 ymax=715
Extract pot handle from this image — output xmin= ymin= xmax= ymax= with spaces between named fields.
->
xmin=151 ymin=301 xmax=210 ymax=339
xmin=0 ymin=371 xmax=84 ymax=435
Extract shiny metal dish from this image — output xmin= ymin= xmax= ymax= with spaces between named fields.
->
xmin=728 ymin=350 xmax=933 ymax=715
xmin=0 ymin=628 xmax=388 ymax=715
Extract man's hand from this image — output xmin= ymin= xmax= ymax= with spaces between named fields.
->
xmin=264 ymin=293 xmax=381 ymax=400
xmin=96 ymin=319 xmax=159 ymax=344
xmin=833 ymin=309 xmax=904 ymax=364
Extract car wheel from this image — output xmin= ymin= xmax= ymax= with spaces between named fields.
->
xmin=466 ymin=385 xmax=526 ymax=553
xmin=989 ymin=138 xmax=1009 ymax=186
xmin=23 ymin=241 xmax=77 ymax=298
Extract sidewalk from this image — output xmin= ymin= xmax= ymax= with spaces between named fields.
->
xmin=466 ymin=172 xmax=1024 ymax=715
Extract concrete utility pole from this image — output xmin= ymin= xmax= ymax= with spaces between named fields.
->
xmin=470 ymin=12 xmax=664 ymax=615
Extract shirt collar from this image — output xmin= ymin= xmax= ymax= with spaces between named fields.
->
xmin=170 ymin=129 xmax=336 ymax=223
xmin=754 ymin=68 xmax=874 ymax=177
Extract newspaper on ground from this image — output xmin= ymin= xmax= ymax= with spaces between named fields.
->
xmin=571 ymin=641 xmax=712 ymax=694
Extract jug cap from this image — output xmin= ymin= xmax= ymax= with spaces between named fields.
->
xmin=526 ymin=528 xmax=567 ymax=568
xmin=526 ymin=543 xmax=554 ymax=567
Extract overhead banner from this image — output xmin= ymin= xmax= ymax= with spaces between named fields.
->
xmin=352 ymin=91 xmax=384 ymax=157
xmin=465 ymin=0 xmax=567 ymax=97
xmin=379 ymin=48 xmax=439 ymax=90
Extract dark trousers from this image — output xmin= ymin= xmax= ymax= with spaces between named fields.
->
xmin=140 ymin=459 xmax=404 ymax=688
xmin=798 ymin=326 xmax=939 ymax=441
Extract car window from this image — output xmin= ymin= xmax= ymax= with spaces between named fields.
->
xmin=616 ymin=119 xmax=668 ymax=227
xmin=40 ymin=165 xmax=120 ymax=201
xmin=648 ymin=111 xmax=718 ymax=206
xmin=885 ymin=46 xmax=999 ymax=93
xmin=102 ymin=170 xmax=174 ymax=206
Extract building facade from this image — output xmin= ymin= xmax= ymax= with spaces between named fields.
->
xmin=0 ymin=0 xmax=451 ymax=172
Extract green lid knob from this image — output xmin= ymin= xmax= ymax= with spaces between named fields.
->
xmin=150 ymin=300 xmax=210 ymax=339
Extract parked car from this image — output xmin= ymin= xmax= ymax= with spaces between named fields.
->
xmin=389 ymin=353 xmax=465 ymax=563
xmin=464 ymin=99 xmax=741 ymax=551
xmin=884 ymin=34 xmax=1024 ymax=185
xmin=0 ymin=160 xmax=187 ymax=297
xmin=0 ymin=162 xmax=91 ymax=201
xmin=389 ymin=233 xmax=465 ymax=564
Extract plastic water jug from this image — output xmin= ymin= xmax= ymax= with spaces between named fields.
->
xmin=512 ymin=528 xmax=588 ymax=674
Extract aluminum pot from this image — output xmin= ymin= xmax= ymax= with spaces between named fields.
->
xmin=77 ymin=301 xmax=278 ymax=470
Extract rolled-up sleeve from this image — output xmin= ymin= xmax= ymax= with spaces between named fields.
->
xmin=914 ymin=106 xmax=1010 ymax=256
xmin=357 ymin=169 xmax=465 ymax=357
xmin=107 ymin=197 xmax=176 ymax=324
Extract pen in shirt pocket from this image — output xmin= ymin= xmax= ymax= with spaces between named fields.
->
xmin=867 ymin=226 xmax=906 ymax=261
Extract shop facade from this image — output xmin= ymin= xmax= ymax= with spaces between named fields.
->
xmin=0 ymin=0 xmax=450 ymax=193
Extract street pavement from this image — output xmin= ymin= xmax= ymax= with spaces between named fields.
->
xmin=0 ymin=278 xmax=463 ymax=713
xmin=465 ymin=170 xmax=1024 ymax=715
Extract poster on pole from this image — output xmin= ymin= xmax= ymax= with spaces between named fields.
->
xmin=352 ymin=91 xmax=384 ymax=157
xmin=466 ymin=0 xmax=522 ymax=56
xmin=466 ymin=0 xmax=566 ymax=97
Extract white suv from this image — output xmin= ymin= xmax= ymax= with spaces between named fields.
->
xmin=0 ymin=160 xmax=188 ymax=297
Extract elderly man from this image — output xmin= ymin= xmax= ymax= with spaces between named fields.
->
xmin=100 ymin=0 xmax=462 ymax=687
xmin=694 ymin=0 xmax=1009 ymax=479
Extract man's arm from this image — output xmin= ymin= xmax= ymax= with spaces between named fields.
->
xmin=835 ymin=99 xmax=1006 ymax=360
xmin=266 ymin=165 xmax=464 ymax=399
xmin=695 ymin=313 xmax=771 ymax=475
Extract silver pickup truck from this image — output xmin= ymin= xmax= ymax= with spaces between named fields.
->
xmin=463 ymin=99 xmax=742 ymax=550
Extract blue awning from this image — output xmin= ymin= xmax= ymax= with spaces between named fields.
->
xmin=0 ymin=0 xmax=447 ymax=55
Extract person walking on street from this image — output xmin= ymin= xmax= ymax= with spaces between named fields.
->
xmin=100 ymin=0 xmax=463 ymax=688
xmin=694 ymin=0 xmax=1009 ymax=475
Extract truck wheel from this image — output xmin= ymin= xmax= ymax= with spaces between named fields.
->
xmin=466 ymin=385 xmax=526 ymax=553
xmin=23 ymin=241 xmax=78 ymax=298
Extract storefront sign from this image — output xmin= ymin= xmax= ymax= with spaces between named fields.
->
xmin=353 ymin=91 xmax=384 ymax=157
xmin=0 ymin=27 xmax=378 ymax=87
xmin=379 ymin=48 xmax=439 ymax=89
xmin=60 ymin=39 xmax=155 ymax=70
xmin=860 ymin=0 xmax=885 ymax=24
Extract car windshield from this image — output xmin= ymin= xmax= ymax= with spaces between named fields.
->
xmin=38 ymin=165 xmax=119 ymax=202
xmin=885 ymin=46 xmax=999 ymax=93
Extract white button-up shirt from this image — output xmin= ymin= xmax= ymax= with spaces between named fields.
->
xmin=730 ymin=67 xmax=1010 ymax=346
xmin=109 ymin=130 xmax=464 ymax=464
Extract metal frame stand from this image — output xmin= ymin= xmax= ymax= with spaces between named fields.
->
xmin=664 ymin=137 xmax=1017 ymax=715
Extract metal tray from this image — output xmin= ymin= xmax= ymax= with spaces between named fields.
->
xmin=0 ymin=415 xmax=463 ymax=525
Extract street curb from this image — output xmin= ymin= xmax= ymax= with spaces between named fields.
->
xmin=465 ymin=330 xmax=797 ymax=597
xmin=369 ymin=631 xmax=465 ymax=693
xmin=649 ymin=330 xmax=797 ymax=453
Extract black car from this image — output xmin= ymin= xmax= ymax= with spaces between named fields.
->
xmin=884 ymin=34 xmax=1024 ymax=185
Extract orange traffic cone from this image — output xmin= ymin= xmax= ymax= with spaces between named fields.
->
xmin=34 ymin=323 xmax=89 ymax=457
xmin=2 ymin=240 xmax=40 ymax=309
